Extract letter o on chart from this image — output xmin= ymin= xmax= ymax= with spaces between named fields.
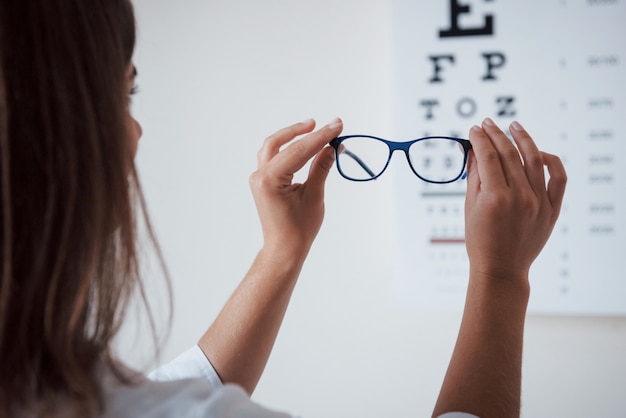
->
xmin=456 ymin=97 xmax=477 ymax=118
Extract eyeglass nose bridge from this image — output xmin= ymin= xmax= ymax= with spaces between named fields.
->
xmin=385 ymin=138 xmax=469 ymax=182
xmin=384 ymin=140 xmax=424 ymax=179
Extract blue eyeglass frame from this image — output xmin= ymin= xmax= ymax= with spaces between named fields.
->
xmin=329 ymin=135 xmax=473 ymax=184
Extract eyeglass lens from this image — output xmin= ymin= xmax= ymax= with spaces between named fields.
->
xmin=336 ymin=136 xmax=467 ymax=183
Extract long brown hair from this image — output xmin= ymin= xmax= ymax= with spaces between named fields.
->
xmin=0 ymin=0 xmax=165 ymax=415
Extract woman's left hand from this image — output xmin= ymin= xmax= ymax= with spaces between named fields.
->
xmin=249 ymin=118 xmax=343 ymax=265
xmin=199 ymin=118 xmax=343 ymax=393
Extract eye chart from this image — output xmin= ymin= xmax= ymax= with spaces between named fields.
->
xmin=393 ymin=0 xmax=625 ymax=315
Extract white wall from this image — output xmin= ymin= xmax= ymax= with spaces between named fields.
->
xmin=121 ymin=1 xmax=626 ymax=417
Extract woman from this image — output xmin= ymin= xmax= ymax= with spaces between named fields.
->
xmin=1 ymin=0 xmax=149 ymax=414
xmin=0 ymin=0 xmax=340 ymax=415
xmin=0 ymin=0 xmax=566 ymax=417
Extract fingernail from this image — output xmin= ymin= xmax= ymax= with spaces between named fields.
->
xmin=511 ymin=121 xmax=524 ymax=131
xmin=300 ymin=118 xmax=314 ymax=125
xmin=471 ymin=125 xmax=482 ymax=133
xmin=327 ymin=117 xmax=342 ymax=130
xmin=483 ymin=117 xmax=495 ymax=126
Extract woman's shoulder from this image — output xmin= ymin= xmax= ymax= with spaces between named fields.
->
xmin=101 ymin=374 xmax=291 ymax=418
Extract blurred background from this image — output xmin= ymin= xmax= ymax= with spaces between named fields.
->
xmin=117 ymin=1 xmax=626 ymax=417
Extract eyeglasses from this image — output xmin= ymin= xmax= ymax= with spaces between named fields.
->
xmin=329 ymin=135 xmax=472 ymax=184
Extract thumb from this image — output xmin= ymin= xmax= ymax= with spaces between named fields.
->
xmin=305 ymin=146 xmax=335 ymax=200
xmin=465 ymin=149 xmax=480 ymax=200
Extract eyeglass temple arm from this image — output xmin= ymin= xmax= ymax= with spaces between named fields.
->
xmin=460 ymin=139 xmax=472 ymax=180
xmin=342 ymin=149 xmax=376 ymax=178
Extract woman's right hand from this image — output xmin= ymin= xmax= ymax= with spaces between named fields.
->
xmin=464 ymin=118 xmax=567 ymax=283
xmin=434 ymin=119 xmax=567 ymax=418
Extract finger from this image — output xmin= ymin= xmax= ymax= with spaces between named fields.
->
xmin=481 ymin=118 xmax=527 ymax=186
xmin=468 ymin=124 xmax=507 ymax=190
xmin=257 ymin=119 xmax=316 ymax=166
xmin=541 ymin=151 xmax=567 ymax=216
xmin=304 ymin=146 xmax=335 ymax=203
xmin=268 ymin=118 xmax=343 ymax=177
xmin=509 ymin=121 xmax=546 ymax=194
xmin=464 ymin=148 xmax=480 ymax=201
